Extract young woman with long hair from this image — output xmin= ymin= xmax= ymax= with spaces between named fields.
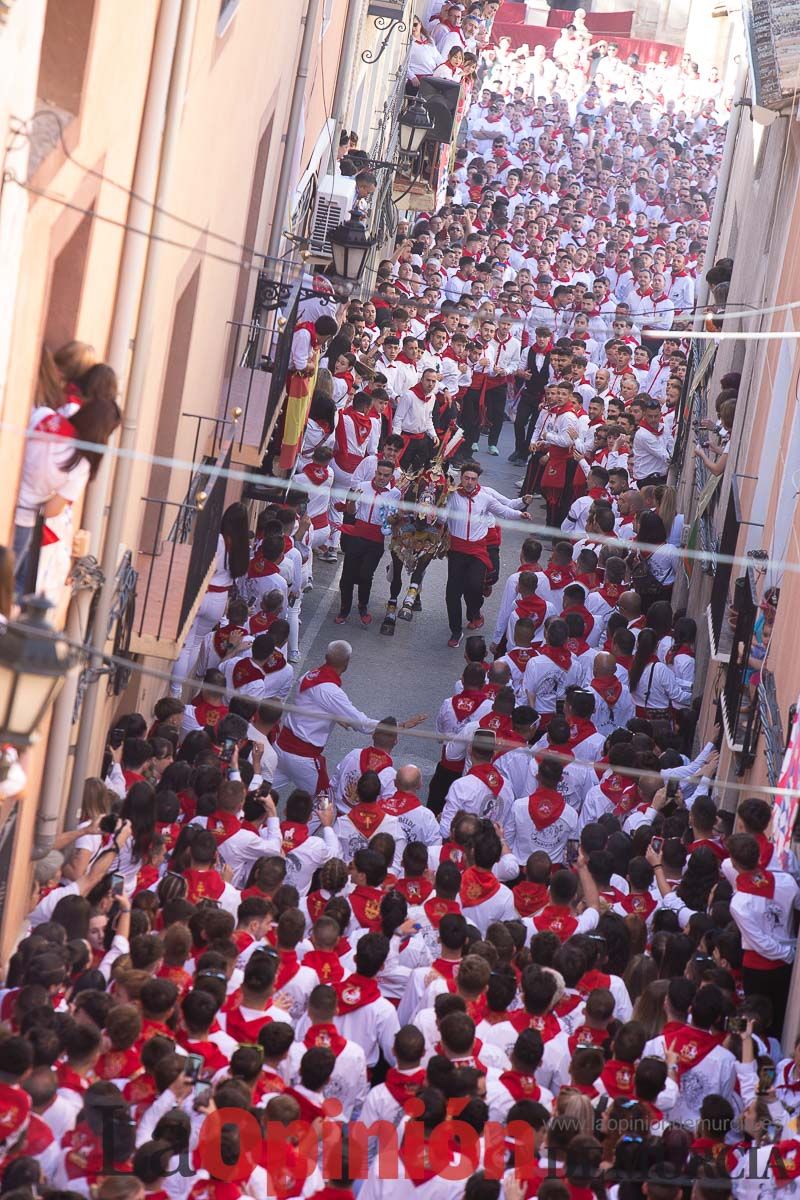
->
xmin=627 ymin=628 xmax=691 ymax=721
xmin=170 ymin=501 xmax=250 ymax=697
xmin=61 ymin=779 xmax=117 ymax=882
xmin=13 ymin=391 xmax=121 ymax=595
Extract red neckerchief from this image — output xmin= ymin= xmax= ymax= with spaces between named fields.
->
xmin=56 ymin=1062 xmax=92 ymax=1094
xmin=225 ymin=1003 xmax=273 ymax=1044
xmin=95 ymin=1047 xmax=142 ymax=1081
xmin=534 ymin=903 xmax=578 ymax=940
xmin=591 ymin=675 xmax=622 ymax=707
xmin=564 ymin=716 xmax=597 ymax=751
xmin=191 ymin=696 xmax=229 ymax=730
xmin=431 ymin=956 xmax=460 ymax=982
xmin=735 ymin=868 xmax=776 ymax=898
xmin=211 ymin=621 xmax=247 ymax=658
xmin=178 ymin=1036 xmax=228 ymax=1075
xmin=568 ymin=1024 xmax=611 ymax=1056
xmin=302 ymin=462 xmax=331 ymax=486
xmin=348 ymin=803 xmax=385 ymax=837
xmin=359 ymin=746 xmax=393 ymax=774
xmin=206 ymin=809 xmax=241 ymax=845
xmin=515 ymin=592 xmax=547 ymax=626
xmin=423 ymin=896 xmax=461 ymax=926
xmin=451 ymin=685 xmax=488 ymax=721
xmin=280 ymin=821 xmax=310 ymax=854
xmin=439 ymin=842 xmax=467 ymax=871
xmin=247 ymin=552 xmax=281 ymax=579
xmin=538 ymin=643 xmax=573 ymax=671
xmin=666 ymin=1023 xmax=725 ymax=1079
xmin=304 ymin=1022 xmax=347 ymax=1056
xmin=380 ymin=790 xmax=420 ymax=817
xmin=527 ymin=786 xmax=566 ymax=830
xmin=299 ymin=664 xmax=342 ymax=692
xmin=184 ymin=868 xmax=225 ymax=903
xmin=231 ymin=656 xmax=265 ymax=689
xmin=618 ymin=891 xmax=657 ymax=919
xmin=614 ymin=784 xmax=648 ymax=817
xmin=341 ymin=406 xmax=374 ymax=444
xmin=468 ymin=763 xmax=504 ymax=796
xmin=513 ymin=880 xmax=549 ymax=917
xmin=508 ymin=645 xmax=536 ymax=672
xmin=596 ymin=581 xmax=625 ymax=608
xmin=499 ymin=1070 xmax=541 ymax=1102
xmin=510 ymin=1010 xmax=561 ymax=1040
xmin=384 ymin=1067 xmax=426 ymax=1105
xmin=460 ymin=866 xmax=501 ymax=908
xmin=666 ymin=643 xmax=695 ymax=664
xmin=394 ymin=876 xmax=433 ymax=905
xmin=434 ymin=1038 xmax=487 ymax=1074
xmin=335 ymin=972 xmax=381 ymax=1013
xmin=348 ymin=884 xmax=383 ymax=931
xmin=275 ymin=948 xmax=302 ymax=990
xmin=301 ymin=949 xmax=344 ymax=985
xmin=600 ymin=1058 xmax=636 ymax=1098
xmin=562 ymin=603 xmax=595 ymax=638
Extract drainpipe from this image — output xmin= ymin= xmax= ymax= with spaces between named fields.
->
xmin=65 ymin=0 xmax=199 ymax=823
xmin=34 ymin=0 xmax=185 ymax=852
xmin=323 ymin=0 xmax=365 ymax=179
xmin=693 ymin=55 xmax=748 ymax=330
xmin=266 ymin=0 xmax=322 ymax=261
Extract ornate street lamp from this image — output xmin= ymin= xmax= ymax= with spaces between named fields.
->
xmin=328 ymin=210 xmax=377 ymax=283
xmin=0 ymin=595 xmax=78 ymax=747
xmin=398 ymin=96 xmax=433 ymax=156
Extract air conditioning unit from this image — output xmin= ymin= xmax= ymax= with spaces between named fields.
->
xmin=309 ymin=176 xmax=356 ymax=257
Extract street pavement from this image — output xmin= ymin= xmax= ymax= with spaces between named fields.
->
xmin=291 ymin=423 xmax=548 ymax=787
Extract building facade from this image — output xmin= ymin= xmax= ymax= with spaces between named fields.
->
xmin=0 ymin=0 xmax=415 ymax=962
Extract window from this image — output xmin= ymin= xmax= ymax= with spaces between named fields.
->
xmin=30 ymin=0 xmax=95 ymax=174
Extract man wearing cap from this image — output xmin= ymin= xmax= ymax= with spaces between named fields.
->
xmin=632 ymin=396 xmax=672 ymax=487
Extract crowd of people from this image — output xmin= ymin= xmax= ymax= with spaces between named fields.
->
xmin=4 ymin=5 xmax=797 ymax=1200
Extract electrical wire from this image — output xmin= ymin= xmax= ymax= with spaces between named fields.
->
xmin=5 ymin=416 xmax=800 ymax=578
xmin=2 ymin=611 xmax=796 ymax=801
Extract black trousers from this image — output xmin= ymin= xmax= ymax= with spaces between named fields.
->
xmin=446 ymin=550 xmax=487 ymax=635
xmin=637 ymin=472 xmax=668 ymax=489
xmin=742 ymin=961 xmax=793 ymax=1038
xmin=485 ymin=386 xmax=506 ymax=448
xmin=486 ymin=543 xmax=500 ymax=588
xmin=398 ymin=434 xmax=433 ymax=474
xmin=523 ymin=448 xmax=548 ymax=496
xmin=460 ymin=387 xmax=481 ymax=452
xmin=513 ymin=394 xmax=541 ymax=458
xmin=389 ymin=550 xmax=430 ymax=601
xmin=339 ymin=535 xmax=385 ymax=615
xmin=428 ymin=762 xmax=462 ymax=817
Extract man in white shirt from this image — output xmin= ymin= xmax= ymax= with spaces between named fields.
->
xmin=393 ymin=368 xmax=439 ymax=473
xmin=632 ymin=397 xmax=673 ymax=485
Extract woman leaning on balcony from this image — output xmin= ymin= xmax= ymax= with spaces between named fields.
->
xmin=13 ymin=368 xmax=121 ymax=599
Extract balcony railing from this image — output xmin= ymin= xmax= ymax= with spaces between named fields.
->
xmin=129 ymin=439 xmax=234 ymax=659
